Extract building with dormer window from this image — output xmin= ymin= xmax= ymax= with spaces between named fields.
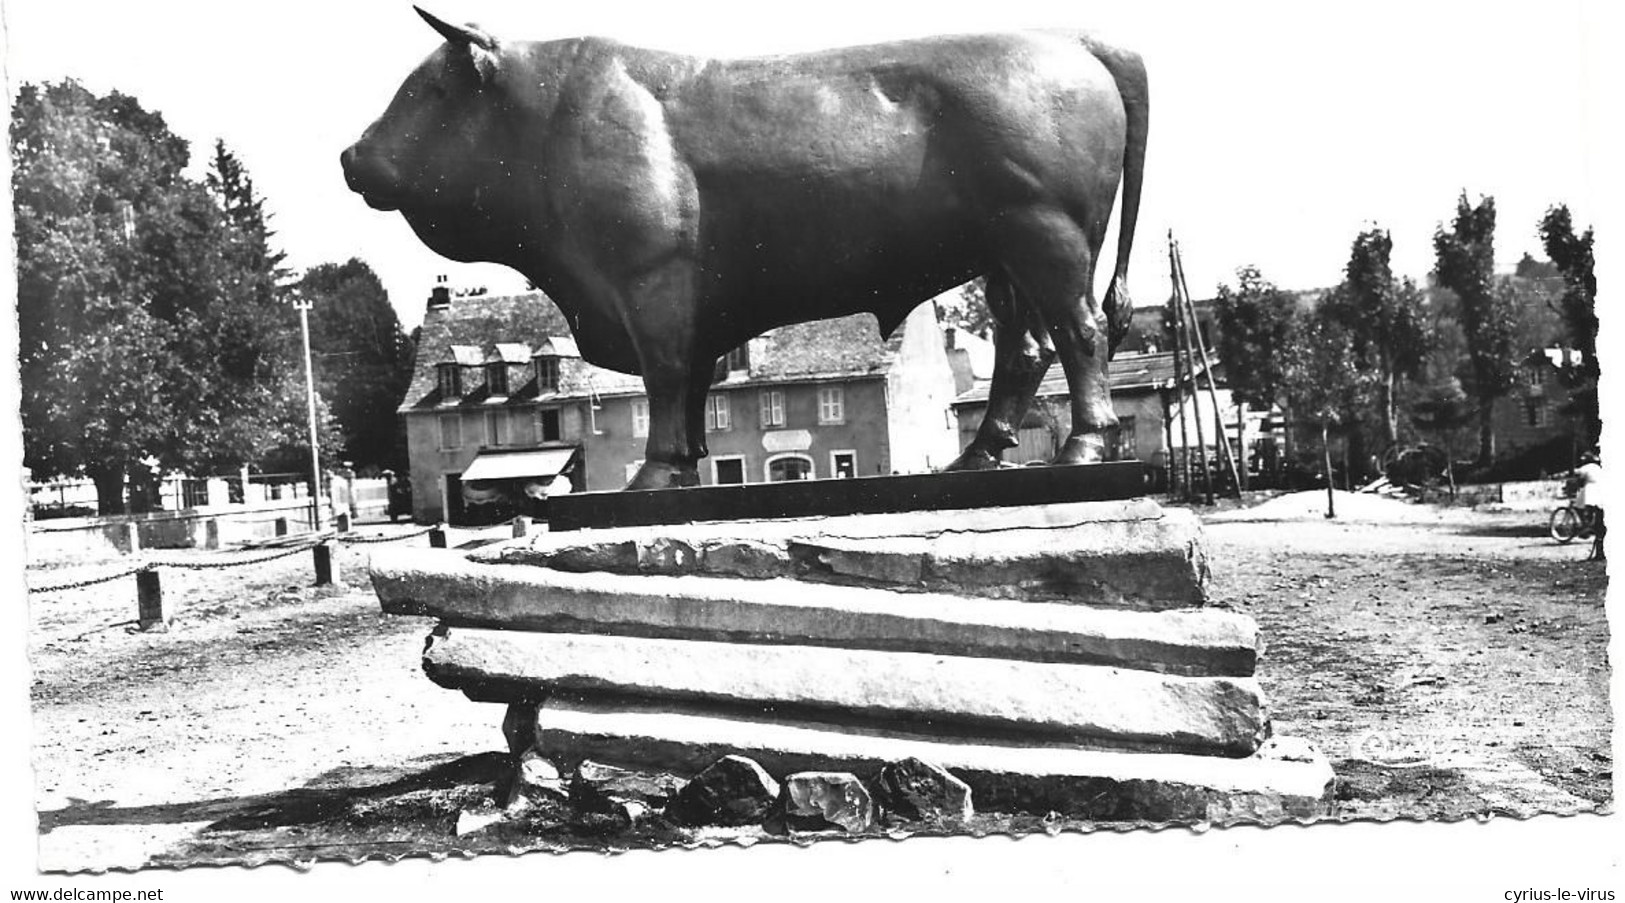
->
xmin=398 ymin=284 xmax=961 ymax=524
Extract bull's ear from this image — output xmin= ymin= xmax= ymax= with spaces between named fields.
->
xmin=415 ymin=7 xmax=498 ymax=51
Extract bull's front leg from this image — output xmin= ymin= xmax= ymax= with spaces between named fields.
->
xmin=626 ymin=373 xmax=703 ymax=490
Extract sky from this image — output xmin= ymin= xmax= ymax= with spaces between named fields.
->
xmin=2 ymin=0 xmax=1611 ymax=331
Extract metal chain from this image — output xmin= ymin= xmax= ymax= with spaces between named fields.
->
xmin=29 ymin=563 xmax=151 ymax=594
xmin=146 ymin=542 xmax=320 ymax=570
xmin=31 ymin=525 xmax=439 ymax=594
xmin=336 ymin=525 xmax=437 ymax=545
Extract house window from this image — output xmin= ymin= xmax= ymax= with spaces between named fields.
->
xmin=706 ymin=393 xmax=731 ymax=431
xmin=831 ymin=451 xmax=857 ymax=479
xmin=725 ymin=345 xmax=750 ymax=372
xmin=485 ymin=410 xmax=508 ymax=446
xmin=760 ymin=390 xmax=786 ymax=428
xmin=1525 ymin=399 xmax=1549 ymax=428
xmin=540 ymin=408 xmax=562 ymax=442
xmin=713 ymin=456 xmax=746 ymax=485
xmin=536 ymin=356 xmax=561 ymax=391
xmin=631 ymin=399 xmax=650 ymax=438
xmin=487 ymin=363 xmax=509 ymax=396
xmin=1521 ymin=365 xmax=1543 ymax=388
xmin=437 ymin=364 xmax=462 ymax=398
xmin=817 ymin=386 xmax=845 ymax=425
xmin=1115 ymin=416 xmax=1138 ymax=461
xmin=439 ymin=414 xmax=462 ymax=450
xmin=768 ymin=454 xmax=814 ymax=482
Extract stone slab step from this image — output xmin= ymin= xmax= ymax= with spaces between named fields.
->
xmin=523 ymin=694 xmax=1332 ymax=823
xmin=473 ymin=499 xmax=1207 ymax=609
xmin=372 ymin=549 xmax=1256 ymax=676
xmin=423 ymin=629 xmax=1269 ymax=757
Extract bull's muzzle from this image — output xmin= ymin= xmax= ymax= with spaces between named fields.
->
xmin=340 ymin=144 xmax=402 ymax=211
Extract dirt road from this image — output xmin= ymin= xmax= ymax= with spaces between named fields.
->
xmin=22 ymin=497 xmax=1613 ymax=870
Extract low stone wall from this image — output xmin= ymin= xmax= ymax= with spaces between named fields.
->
xmin=27 ymin=498 xmax=320 ymax=565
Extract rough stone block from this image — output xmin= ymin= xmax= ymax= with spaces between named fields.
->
xmin=532 ymin=695 xmax=1333 ymax=824
xmin=372 ymin=550 xmax=1256 ymax=676
xmin=570 ymin=759 xmax=685 ymax=814
xmin=876 ymin=758 xmax=974 ymax=824
xmin=778 ymin=772 xmax=876 ymax=834
xmin=666 ymin=755 xmax=780 ymax=827
xmin=473 ymin=499 xmax=1207 ymax=608
xmin=435 ymin=630 xmax=1269 ymax=757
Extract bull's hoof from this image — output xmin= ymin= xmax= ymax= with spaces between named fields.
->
xmin=625 ymin=460 xmax=701 ymax=490
xmin=943 ymin=447 xmax=1004 ymax=472
xmin=1050 ymin=434 xmax=1107 ymax=466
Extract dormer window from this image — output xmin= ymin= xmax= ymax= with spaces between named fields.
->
xmin=487 ymin=363 xmax=509 ymax=396
xmin=536 ymin=356 xmax=561 ymax=391
xmin=437 ymin=363 xmax=462 ymax=398
xmin=725 ymin=344 xmax=750 ymax=372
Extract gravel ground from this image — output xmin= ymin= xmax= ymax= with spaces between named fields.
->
xmin=21 ymin=498 xmax=1614 ymax=871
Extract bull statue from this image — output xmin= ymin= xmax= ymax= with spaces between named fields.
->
xmin=343 ymin=9 xmax=1148 ymax=490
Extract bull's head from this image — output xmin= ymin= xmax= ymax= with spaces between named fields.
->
xmin=340 ymin=8 xmax=511 ymax=259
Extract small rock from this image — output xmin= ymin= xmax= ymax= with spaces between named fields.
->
xmin=570 ymin=759 xmax=685 ymax=813
xmin=874 ymin=758 xmax=972 ymax=824
xmin=668 ymin=755 xmax=780 ymax=827
xmin=778 ymin=771 xmax=875 ymax=834
xmin=454 ymin=804 xmax=506 ymax=836
xmin=502 ymin=750 xmax=568 ymax=811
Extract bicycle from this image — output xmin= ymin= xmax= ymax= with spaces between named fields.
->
xmin=1548 ymin=497 xmax=1600 ymax=544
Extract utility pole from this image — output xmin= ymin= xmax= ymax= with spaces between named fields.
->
xmin=292 ymin=292 xmax=324 ymax=531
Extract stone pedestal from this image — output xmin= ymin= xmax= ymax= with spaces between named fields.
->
xmin=370 ymin=498 xmax=1333 ymax=826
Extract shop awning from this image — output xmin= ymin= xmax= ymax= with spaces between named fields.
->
xmin=460 ymin=447 xmax=578 ymax=483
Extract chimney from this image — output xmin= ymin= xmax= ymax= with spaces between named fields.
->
xmin=427 ymin=275 xmax=451 ymax=312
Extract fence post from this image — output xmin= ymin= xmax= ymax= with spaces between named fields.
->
xmin=123 ymin=522 xmax=141 ymax=556
xmin=335 ymin=511 xmax=352 ymax=534
xmin=511 ymin=516 xmax=529 ymax=539
xmin=274 ymin=517 xmax=288 ymax=537
xmin=203 ymin=518 xmax=221 ymax=551
xmin=313 ymin=541 xmax=336 ymax=586
xmin=136 ymin=569 xmax=167 ymax=631
xmin=429 ymin=524 xmax=447 ymax=549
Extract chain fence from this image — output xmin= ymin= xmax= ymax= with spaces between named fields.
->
xmin=28 ymin=523 xmax=444 ymax=594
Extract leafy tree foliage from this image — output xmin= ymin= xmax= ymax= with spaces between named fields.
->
xmin=1434 ymin=193 xmax=1518 ymax=466
xmin=935 ymin=278 xmax=995 ymax=339
xmin=1281 ymin=315 xmax=1380 ymax=515
xmin=1212 ymin=266 xmax=1298 ymax=412
xmin=299 ymin=259 xmax=416 ymax=472
xmin=1538 ymin=204 xmax=1599 ymax=444
xmin=1322 ymin=228 xmax=1432 ymax=450
xmin=12 ymin=80 xmax=320 ymax=513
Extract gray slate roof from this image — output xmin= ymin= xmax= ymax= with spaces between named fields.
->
xmin=401 ymin=291 xmax=913 ymax=413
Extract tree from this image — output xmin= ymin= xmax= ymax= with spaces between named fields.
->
xmin=1538 ymin=204 xmax=1598 ymax=445
xmin=935 ymin=278 xmax=995 ymax=339
xmin=1434 ymin=193 xmax=1518 ymax=466
xmin=12 ymin=80 xmax=317 ymax=513
xmin=1281 ymin=314 xmax=1379 ymax=517
xmin=299 ymin=259 xmax=416 ymax=472
xmin=1323 ymin=228 xmax=1432 ymax=450
xmin=1213 ymin=266 xmax=1299 ymax=483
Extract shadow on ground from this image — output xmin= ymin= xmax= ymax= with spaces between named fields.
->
xmin=38 ymin=752 xmax=510 ymax=836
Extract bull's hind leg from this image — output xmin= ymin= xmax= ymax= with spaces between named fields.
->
xmin=945 ymin=275 xmax=1056 ymax=471
xmin=1000 ymin=213 xmax=1116 ymax=466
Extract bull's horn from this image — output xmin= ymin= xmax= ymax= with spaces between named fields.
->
xmin=414 ymin=6 xmax=497 ymax=50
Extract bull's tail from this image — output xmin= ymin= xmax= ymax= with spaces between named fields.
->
xmin=1080 ymin=38 xmax=1148 ymax=358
